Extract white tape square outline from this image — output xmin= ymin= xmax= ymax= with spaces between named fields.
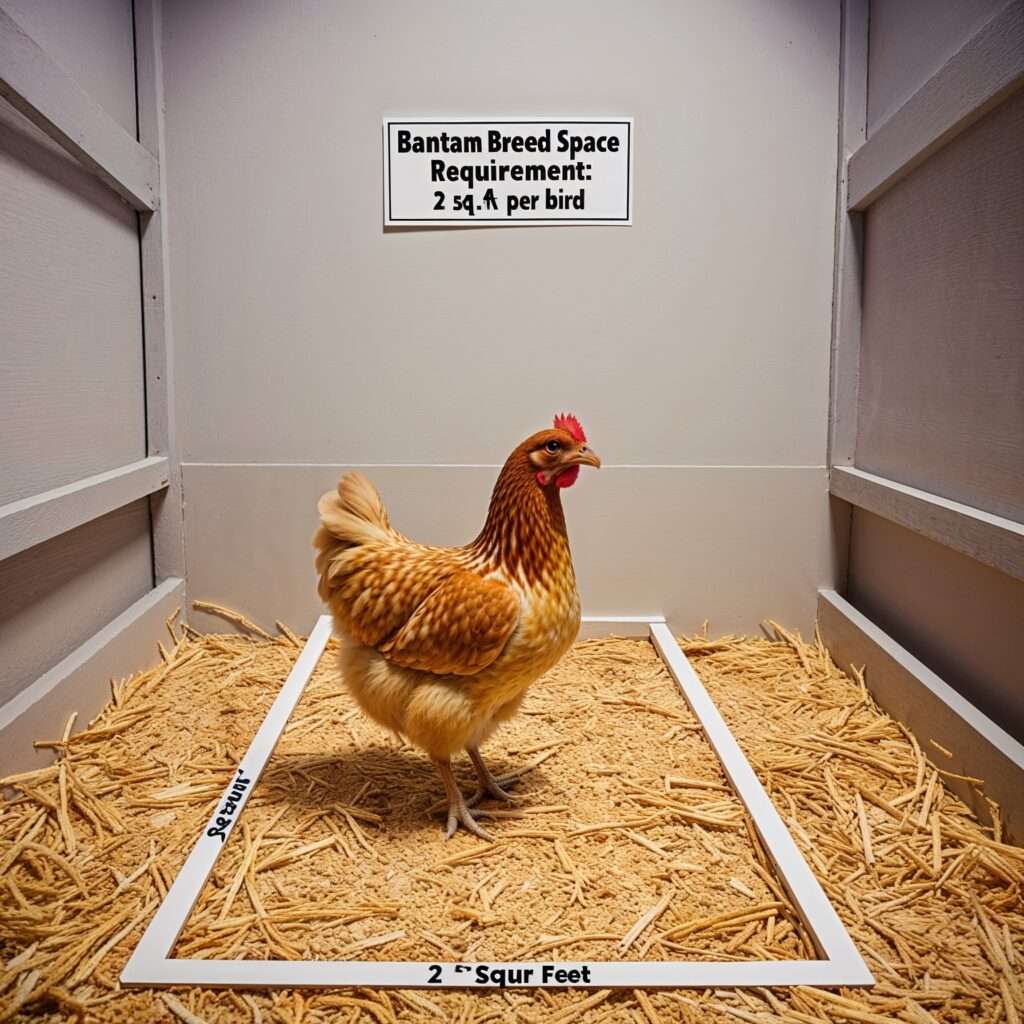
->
xmin=122 ymin=615 xmax=872 ymax=989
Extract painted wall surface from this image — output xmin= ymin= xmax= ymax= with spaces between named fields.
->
xmin=866 ymin=0 xmax=1007 ymax=134
xmin=0 ymin=0 xmax=145 ymax=504
xmin=858 ymin=88 xmax=1024 ymax=522
xmin=162 ymin=0 xmax=843 ymax=634
xmin=1 ymin=0 xmax=137 ymax=134
xmin=848 ymin=510 xmax=1024 ymax=741
xmin=0 ymin=502 xmax=153 ymax=708
xmin=849 ymin=3 xmax=1024 ymax=739
xmin=0 ymin=2 xmax=152 ymax=708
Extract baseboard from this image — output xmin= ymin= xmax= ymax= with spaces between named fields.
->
xmin=817 ymin=588 xmax=1024 ymax=842
xmin=578 ymin=614 xmax=665 ymax=639
xmin=0 ymin=577 xmax=186 ymax=778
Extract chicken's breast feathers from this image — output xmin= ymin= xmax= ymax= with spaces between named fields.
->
xmin=379 ymin=569 xmax=520 ymax=676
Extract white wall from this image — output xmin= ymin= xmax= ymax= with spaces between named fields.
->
xmin=161 ymin=0 xmax=843 ymax=634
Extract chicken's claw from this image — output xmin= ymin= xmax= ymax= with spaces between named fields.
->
xmin=467 ymin=776 xmax=517 ymax=807
xmin=466 ymin=746 xmax=519 ymax=808
xmin=434 ymin=756 xmax=493 ymax=841
xmin=445 ymin=802 xmax=493 ymax=841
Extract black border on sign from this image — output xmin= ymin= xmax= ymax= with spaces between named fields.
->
xmin=385 ymin=120 xmax=631 ymax=223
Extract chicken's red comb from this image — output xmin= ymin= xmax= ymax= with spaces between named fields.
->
xmin=553 ymin=413 xmax=586 ymax=443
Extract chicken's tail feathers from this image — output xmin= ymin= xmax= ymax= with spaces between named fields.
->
xmin=316 ymin=471 xmax=392 ymax=549
xmin=314 ymin=472 xmax=396 ymax=604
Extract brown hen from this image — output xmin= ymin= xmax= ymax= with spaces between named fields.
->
xmin=313 ymin=415 xmax=600 ymax=838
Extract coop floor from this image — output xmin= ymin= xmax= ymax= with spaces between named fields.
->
xmin=174 ymin=632 xmax=814 ymax=966
xmin=0 ymin=613 xmax=1021 ymax=1023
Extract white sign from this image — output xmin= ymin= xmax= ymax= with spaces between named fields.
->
xmin=383 ymin=118 xmax=632 ymax=226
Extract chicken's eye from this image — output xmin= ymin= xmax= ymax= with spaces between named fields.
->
xmin=545 ymin=440 xmax=561 ymax=453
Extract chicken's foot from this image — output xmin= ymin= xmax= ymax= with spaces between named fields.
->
xmin=466 ymin=745 xmax=518 ymax=807
xmin=433 ymin=758 xmax=492 ymax=841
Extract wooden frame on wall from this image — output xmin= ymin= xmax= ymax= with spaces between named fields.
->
xmin=0 ymin=0 xmax=186 ymax=769
xmin=824 ymin=0 xmax=1024 ymax=836
xmin=827 ymin=0 xmax=1024 ymax=559
xmin=0 ymin=1 xmax=184 ymax=583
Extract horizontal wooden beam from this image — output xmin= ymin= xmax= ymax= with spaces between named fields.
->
xmin=847 ymin=0 xmax=1024 ymax=210
xmin=0 ymin=6 xmax=158 ymax=211
xmin=817 ymin=588 xmax=1024 ymax=842
xmin=831 ymin=465 xmax=1024 ymax=582
xmin=0 ymin=577 xmax=185 ymax=777
xmin=0 ymin=456 xmax=169 ymax=562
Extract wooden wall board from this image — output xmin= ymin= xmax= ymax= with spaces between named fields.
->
xmin=0 ymin=500 xmax=154 ymax=709
xmin=846 ymin=509 xmax=1024 ymax=742
xmin=133 ymin=0 xmax=186 ymax=587
xmin=1 ymin=0 xmax=138 ymax=135
xmin=0 ymin=5 xmax=156 ymax=210
xmin=855 ymin=87 xmax=1024 ymax=523
xmin=0 ymin=577 xmax=185 ymax=777
xmin=866 ymin=0 xmax=1011 ymax=136
xmin=0 ymin=100 xmax=147 ymax=506
xmin=851 ymin=0 xmax=1024 ymax=209
xmin=832 ymin=466 xmax=1024 ymax=582
xmin=827 ymin=0 xmax=867 ymax=468
xmin=0 ymin=456 xmax=169 ymax=562
xmin=818 ymin=587 xmax=1024 ymax=843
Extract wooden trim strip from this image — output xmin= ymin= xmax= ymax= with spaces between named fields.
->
xmin=830 ymin=466 xmax=1024 ymax=581
xmin=847 ymin=0 xmax=1024 ymax=210
xmin=0 ymin=6 xmax=158 ymax=211
xmin=0 ymin=578 xmax=185 ymax=776
xmin=133 ymin=0 xmax=187 ymax=585
xmin=817 ymin=588 xmax=1024 ymax=842
xmin=826 ymin=0 xmax=867 ymax=469
xmin=0 ymin=457 xmax=169 ymax=562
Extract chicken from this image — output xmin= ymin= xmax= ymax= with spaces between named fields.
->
xmin=313 ymin=414 xmax=600 ymax=839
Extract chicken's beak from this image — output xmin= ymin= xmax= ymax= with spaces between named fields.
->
xmin=572 ymin=446 xmax=601 ymax=469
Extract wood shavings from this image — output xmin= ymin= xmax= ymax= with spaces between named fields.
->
xmin=0 ymin=617 xmax=1021 ymax=1024
xmin=619 ymin=889 xmax=674 ymax=952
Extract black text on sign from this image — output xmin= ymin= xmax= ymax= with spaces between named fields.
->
xmin=383 ymin=119 xmax=633 ymax=226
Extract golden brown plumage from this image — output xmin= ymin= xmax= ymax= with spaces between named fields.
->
xmin=313 ymin=417 xmax=600 ymax=838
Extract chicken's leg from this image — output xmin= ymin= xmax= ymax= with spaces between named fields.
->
xmin=466 ymin=745 xmax=517 ymax=807
xmin=433 ymin=758 xmax=491 ymax=841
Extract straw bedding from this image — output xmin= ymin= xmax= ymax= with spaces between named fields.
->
xmin=1 ymin=604 xmax=1021 ymax=1023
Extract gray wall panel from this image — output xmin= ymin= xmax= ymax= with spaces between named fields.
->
xmin=1 ymin=0 xmax=137 ymax=134
xmin=0 ymin=0 xmax=153 ymax=721
xmin=857 ymin=89 xmax=1024 ymax=522
xmin=867 ymin=0 xmax=1007 ymax=135
xmin=0 ymin=500 xmax=153 ymax=708
xmin=848 ymin=509 xmax=1024 ymax=741
xmin=0 ymin=99 xmax=147 ymax=505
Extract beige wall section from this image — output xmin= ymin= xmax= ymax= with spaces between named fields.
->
xmin=856 ymin=89 xmax=1024 ymax=522
xmin=0 ymin=500 xmax=153 ymax=709
xmin=847 ymin=510 xmax=1024 ymax=741
xmin=866 ymin=0 xmax=1008 ymax=134
xmin=161 ymin=0 xmax=840 ymax=467
xmin=183 ymin=464 xmax=835 ymax=637
xmin=163 ymin=0 xmax=842 ymax=629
